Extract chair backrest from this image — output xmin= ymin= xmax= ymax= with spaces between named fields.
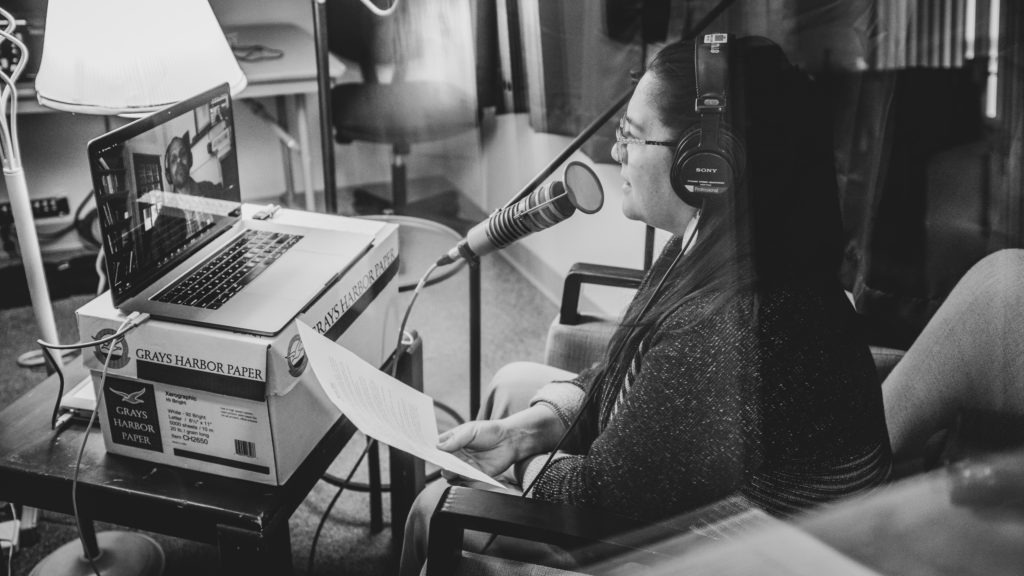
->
xmin=326 ymin=0 xmax=476 ymax=87
xmin=326 ymin=0 xmax=401 ymax=82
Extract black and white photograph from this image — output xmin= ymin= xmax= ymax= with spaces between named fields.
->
xmin=0 ymin=1 xmax=1021 ymax=575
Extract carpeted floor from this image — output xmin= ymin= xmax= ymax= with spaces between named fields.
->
xmin=0 ymin=248 xmax=556 ymax=575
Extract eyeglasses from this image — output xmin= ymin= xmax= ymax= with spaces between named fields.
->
xmin=614 ymin=116 xmax=676 ymax=165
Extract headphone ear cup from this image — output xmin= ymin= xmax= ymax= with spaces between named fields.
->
xmin=670 ymin=126 xmax=703 ymax=204
xmin=670 ymin=125 xmax=745 ymax=208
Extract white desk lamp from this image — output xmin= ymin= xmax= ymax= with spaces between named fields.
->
xmin=0 ymin=11 xmax=58 ymax=349
xmin=28 ymin=2 xmax=245 ymax=574
xmin=35 ymin=0 xmax=247 ymax=115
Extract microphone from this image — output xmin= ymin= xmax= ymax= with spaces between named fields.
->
xmin=436 ymin=161 xmax=604 ymax=266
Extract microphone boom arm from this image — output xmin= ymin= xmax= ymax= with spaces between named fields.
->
xmin=504 ymin=88 xmax=633 ymax=209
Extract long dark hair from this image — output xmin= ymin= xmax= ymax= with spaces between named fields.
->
xmin=593 ymin=36 xmax=845 ymax=425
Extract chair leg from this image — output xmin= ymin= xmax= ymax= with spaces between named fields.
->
xmin=390 ymin=333 xmax=426 ymax=555
xmin=369 ymin=442 xmax=384 ymax=533
xmin=469 ymin=258 xmax=481 ymax=416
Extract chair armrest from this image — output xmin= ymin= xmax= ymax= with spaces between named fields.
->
xmin=427 ymin=486 xmax=662 ymax=575
xmin=560 ymin=263 xmax=644 ymax=325
xmin=426 ymin=487 xmax=775 ymax=575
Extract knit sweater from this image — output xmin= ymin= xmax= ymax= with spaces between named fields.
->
xmin=527 ymin=239 xmax=892 ymax=522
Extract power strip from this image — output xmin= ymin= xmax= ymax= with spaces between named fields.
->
xmin=0 ymin=196 xmax=71 ymax=223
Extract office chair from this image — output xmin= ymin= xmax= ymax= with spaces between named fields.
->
xmin=325 ymin=0 xmax=479 ymax=233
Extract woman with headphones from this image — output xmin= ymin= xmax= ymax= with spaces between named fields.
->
xmin=400 ymin=35 xmax=892 ymax=574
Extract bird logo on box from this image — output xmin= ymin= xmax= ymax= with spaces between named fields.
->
xmin=110 ymin=388 xmax=146 ymax=405
xmin=286 ymin=333 xmax=308 ymax=377
xmin=92 ymin=328 xmax=131 ymax=369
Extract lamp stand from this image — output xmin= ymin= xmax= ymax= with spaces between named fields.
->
xmin=28 ymin=530 xmax=164 ymax=576
xmin=3 ymin=166 xmax=59 ymax=345
xmin=3 ymin=167 xmax=53 ymax=537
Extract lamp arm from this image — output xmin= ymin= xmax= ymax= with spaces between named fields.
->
xmin=0 ymin=28 xmax=27 ymax=159
xmin=0 ymin=10 xmax=60 ymax=346
xmin=503 ymin=88 xmax=633 ymax=210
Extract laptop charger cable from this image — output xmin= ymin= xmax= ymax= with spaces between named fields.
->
xmin=36 ymin=310 xmax=150 ymax=431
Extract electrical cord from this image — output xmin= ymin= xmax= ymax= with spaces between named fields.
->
xmin=391 ymin=261 xmax=438 ymax=380
xmin=231 ymin=44 xmax=284 ymax=62
xmin=35 ymin=312 xmax=150 ymax=430
xmin=94 ymin=250 xmax=107 ymax=294
xmin=17 ymin=347 xmax=77 ymax=370
xmin=359 ymin=0 xmax=400 ymax=17
xmin=33 ymin=313 xmax=146 ymax=576
xmin=73 ymin=389 xmax=103 ymax=576
xmin=306 ymin=438 xmax=373 ymax=576
xmin=67 ymin=314 xmax=137 ymax=576
xmin=36 ymin=191 xmax=95 ymax=240
xmin=321 ymin=260 xmax=466 ymax=491
xmin=321 ymin=392 xmax=463 ymax=493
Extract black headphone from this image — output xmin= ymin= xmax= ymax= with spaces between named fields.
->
xmin=670 ymin=33 xmax=745 ymax=208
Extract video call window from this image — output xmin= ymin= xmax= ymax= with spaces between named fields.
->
xmin=91 ymin=92 xmax=241 ymax=297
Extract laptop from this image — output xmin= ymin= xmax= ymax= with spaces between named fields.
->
xmin=88 ymin=83 xmax=371 ymax=336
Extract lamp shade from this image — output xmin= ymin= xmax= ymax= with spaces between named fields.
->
xmin=35 ymin=0 xmax=247 ymax=115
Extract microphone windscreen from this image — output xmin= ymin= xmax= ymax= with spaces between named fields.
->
xmin=564 ymin=162 xmax=604 ymax=214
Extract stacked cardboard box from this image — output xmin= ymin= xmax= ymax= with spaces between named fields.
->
xmin=77 ymin=209 xmax=400 ymax=485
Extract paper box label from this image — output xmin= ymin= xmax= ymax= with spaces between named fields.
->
xmin=102 ymin=374 xmax=275 ymax=476
xmin=104 ymin=380 xmax=162 ymax=452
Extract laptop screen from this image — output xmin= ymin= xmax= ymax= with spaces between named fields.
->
xmin=88 ymin=83 xmax=242 ymax=306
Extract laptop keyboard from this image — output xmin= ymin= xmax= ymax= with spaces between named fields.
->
xmin=153 ymin=229 xmax=302 ymax=310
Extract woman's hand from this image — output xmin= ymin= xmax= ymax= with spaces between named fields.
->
xmin=437 ymin=404 xmax=567 ymax=480
xmin=437 ymin=420 xmax=519 ymax=478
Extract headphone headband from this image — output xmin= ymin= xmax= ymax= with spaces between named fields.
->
xmin=695 ymin=33 xmax=729 ymax=116
xmin=670 ymin=32 xmax=742 ymax=206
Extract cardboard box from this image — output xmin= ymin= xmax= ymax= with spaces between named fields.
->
xmin=77 ymin=209 xmax=401 ymax=484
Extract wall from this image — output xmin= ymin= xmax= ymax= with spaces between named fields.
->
xmin=208 ymin=0 xmax=649 ymax=316
xmin=478 ymin=112 xmax=665 ymax=317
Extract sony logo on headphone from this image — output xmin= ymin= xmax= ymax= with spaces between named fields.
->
xmin=696 ymin=168 xmax=718 ymax=173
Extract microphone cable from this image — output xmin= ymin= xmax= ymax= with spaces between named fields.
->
xmin=320 ymin=259 xmax=462 ymax=491
xmin=312 ymin=257 xmax=455 ymax=565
